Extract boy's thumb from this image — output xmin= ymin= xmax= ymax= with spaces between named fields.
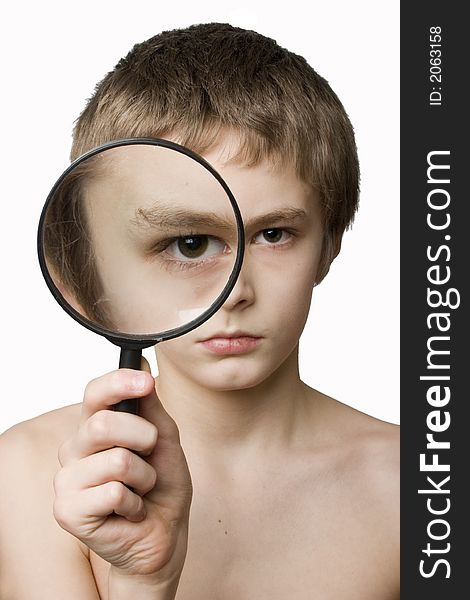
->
xmin=140 ymin=355 xmax=152 ymax=374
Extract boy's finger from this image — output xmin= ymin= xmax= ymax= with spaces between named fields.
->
xmin=68 ymin=410 xmax=158 ymax=462
xmin=56 ymin=446 xmax=157 ymax=497
xmin=80 ymin=369 xmax=155 ymax=423
xmin=140 ymin=356 xmax=152 ymax=373
xmin=138 ymin=387 xmax=181 ymax=444
xmin=54 ymin=482 xmax=146 ymax=533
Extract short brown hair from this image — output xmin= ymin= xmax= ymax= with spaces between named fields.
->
xmin=71 ymin=23 xmax=359 ymax=283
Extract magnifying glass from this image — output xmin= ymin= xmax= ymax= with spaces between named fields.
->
xmin=37 ymin=138 xmax=245 ymax=414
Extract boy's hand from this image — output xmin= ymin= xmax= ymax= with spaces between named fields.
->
xmin=53 ymin=366 xmax=192 ymax=591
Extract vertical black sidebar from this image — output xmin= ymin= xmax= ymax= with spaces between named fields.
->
xmin=401 ymin=2 xmax=469 ymax=598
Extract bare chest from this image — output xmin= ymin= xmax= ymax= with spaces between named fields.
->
xmin=176 ymin=479 xmax=398 ymax=600
xmin=91 ymin=475 xmax=398 ymax=599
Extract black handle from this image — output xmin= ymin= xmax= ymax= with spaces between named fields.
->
xmin=114 ymin=347 xmax=142 ymax=415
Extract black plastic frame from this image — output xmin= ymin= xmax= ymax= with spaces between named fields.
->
xmin=38 ymin=137 xmax=245 ymax=350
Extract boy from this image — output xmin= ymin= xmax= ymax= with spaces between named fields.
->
xmin=0 ymin=23 xmax=399 ymax=599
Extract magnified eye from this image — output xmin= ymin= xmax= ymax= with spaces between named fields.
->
xmin=178 ymin=236 xmax=208 ymax=258
xmin=254 ymin=228 xmax=290 ymax=245
xmin=167 ymin=235 xmax=226 ymax=260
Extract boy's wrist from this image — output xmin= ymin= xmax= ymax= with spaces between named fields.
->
xmin=108 ymin=566 xmax=182 ymax=600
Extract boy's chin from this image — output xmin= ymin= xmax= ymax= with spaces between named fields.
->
xmin=190 ymin=360 xmax=279 ymax=392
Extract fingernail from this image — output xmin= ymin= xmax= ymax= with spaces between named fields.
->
xmin=132 ymin=372 xmax=148 ymax=391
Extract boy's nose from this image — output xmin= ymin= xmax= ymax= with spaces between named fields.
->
xmin=222 ymin=262 xmax=255 ymax=311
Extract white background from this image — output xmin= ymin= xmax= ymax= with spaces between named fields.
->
xmin=0 ymin=0 xmax=399 ymax=433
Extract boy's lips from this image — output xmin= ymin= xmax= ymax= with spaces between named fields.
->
xmin=199 ymin=332 xmax=262 ymax=355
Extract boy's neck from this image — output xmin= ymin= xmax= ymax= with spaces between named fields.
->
xmin=154 ymin=347 xmax=311 ymax=464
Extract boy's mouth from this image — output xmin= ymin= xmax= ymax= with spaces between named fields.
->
xmin=199 ymin=332 xmax=262 ymax=355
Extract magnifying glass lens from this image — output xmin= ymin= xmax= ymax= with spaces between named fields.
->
xmin=40 ymin=142 xmax=242 ymax=340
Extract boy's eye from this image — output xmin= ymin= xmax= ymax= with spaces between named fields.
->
xmin=177 ymin=235 xmax=208 ymax=258
xmin=254 ymin=228 xmax=290 ymax=245
xmin=166 ymin=235 xmax=225 ymax=260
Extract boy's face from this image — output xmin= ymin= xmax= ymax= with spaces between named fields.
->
xmin=82 ymin=133 xmax=323 ymax=390
xmin=155 ymin=134 xmax=324 ymax=391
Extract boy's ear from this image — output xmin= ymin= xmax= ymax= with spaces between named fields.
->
xmin=314 ymin=232 xmax=343 ymax=285
xmin=331 ymin=235 xmax=342 ymax=261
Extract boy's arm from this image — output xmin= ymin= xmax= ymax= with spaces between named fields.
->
xmin=0 ymin=421 xmax=101 ymax=599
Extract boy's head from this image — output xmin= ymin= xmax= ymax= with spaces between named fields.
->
xmin=71 ymin=23 xmax=359 ymax=285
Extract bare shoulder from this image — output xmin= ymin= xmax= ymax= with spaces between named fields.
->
xmin=299 ymin=387 xmax=400 ymax=597
xmin=0 ymin=403 xmax=82 ymax=482
xmin=0 ymin=405 xmax=100 ymax=599
xmin=307 ymin=387 xmax=399 ymax=508
xmin=342 ymin=406 xmax=399 ymax=525
xmin=1 ymin=403 xmax=82 ymax=453
xmin=305 ymin=385 xmax=398 ymax=465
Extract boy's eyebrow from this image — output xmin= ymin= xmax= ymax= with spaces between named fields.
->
xmin=131 ymin=205 xmax=308 ymax=232
xmin=131 ymin=205 xmax=234 ymax=231
xmin=243 ymin=208 xmax=308 ymax=231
